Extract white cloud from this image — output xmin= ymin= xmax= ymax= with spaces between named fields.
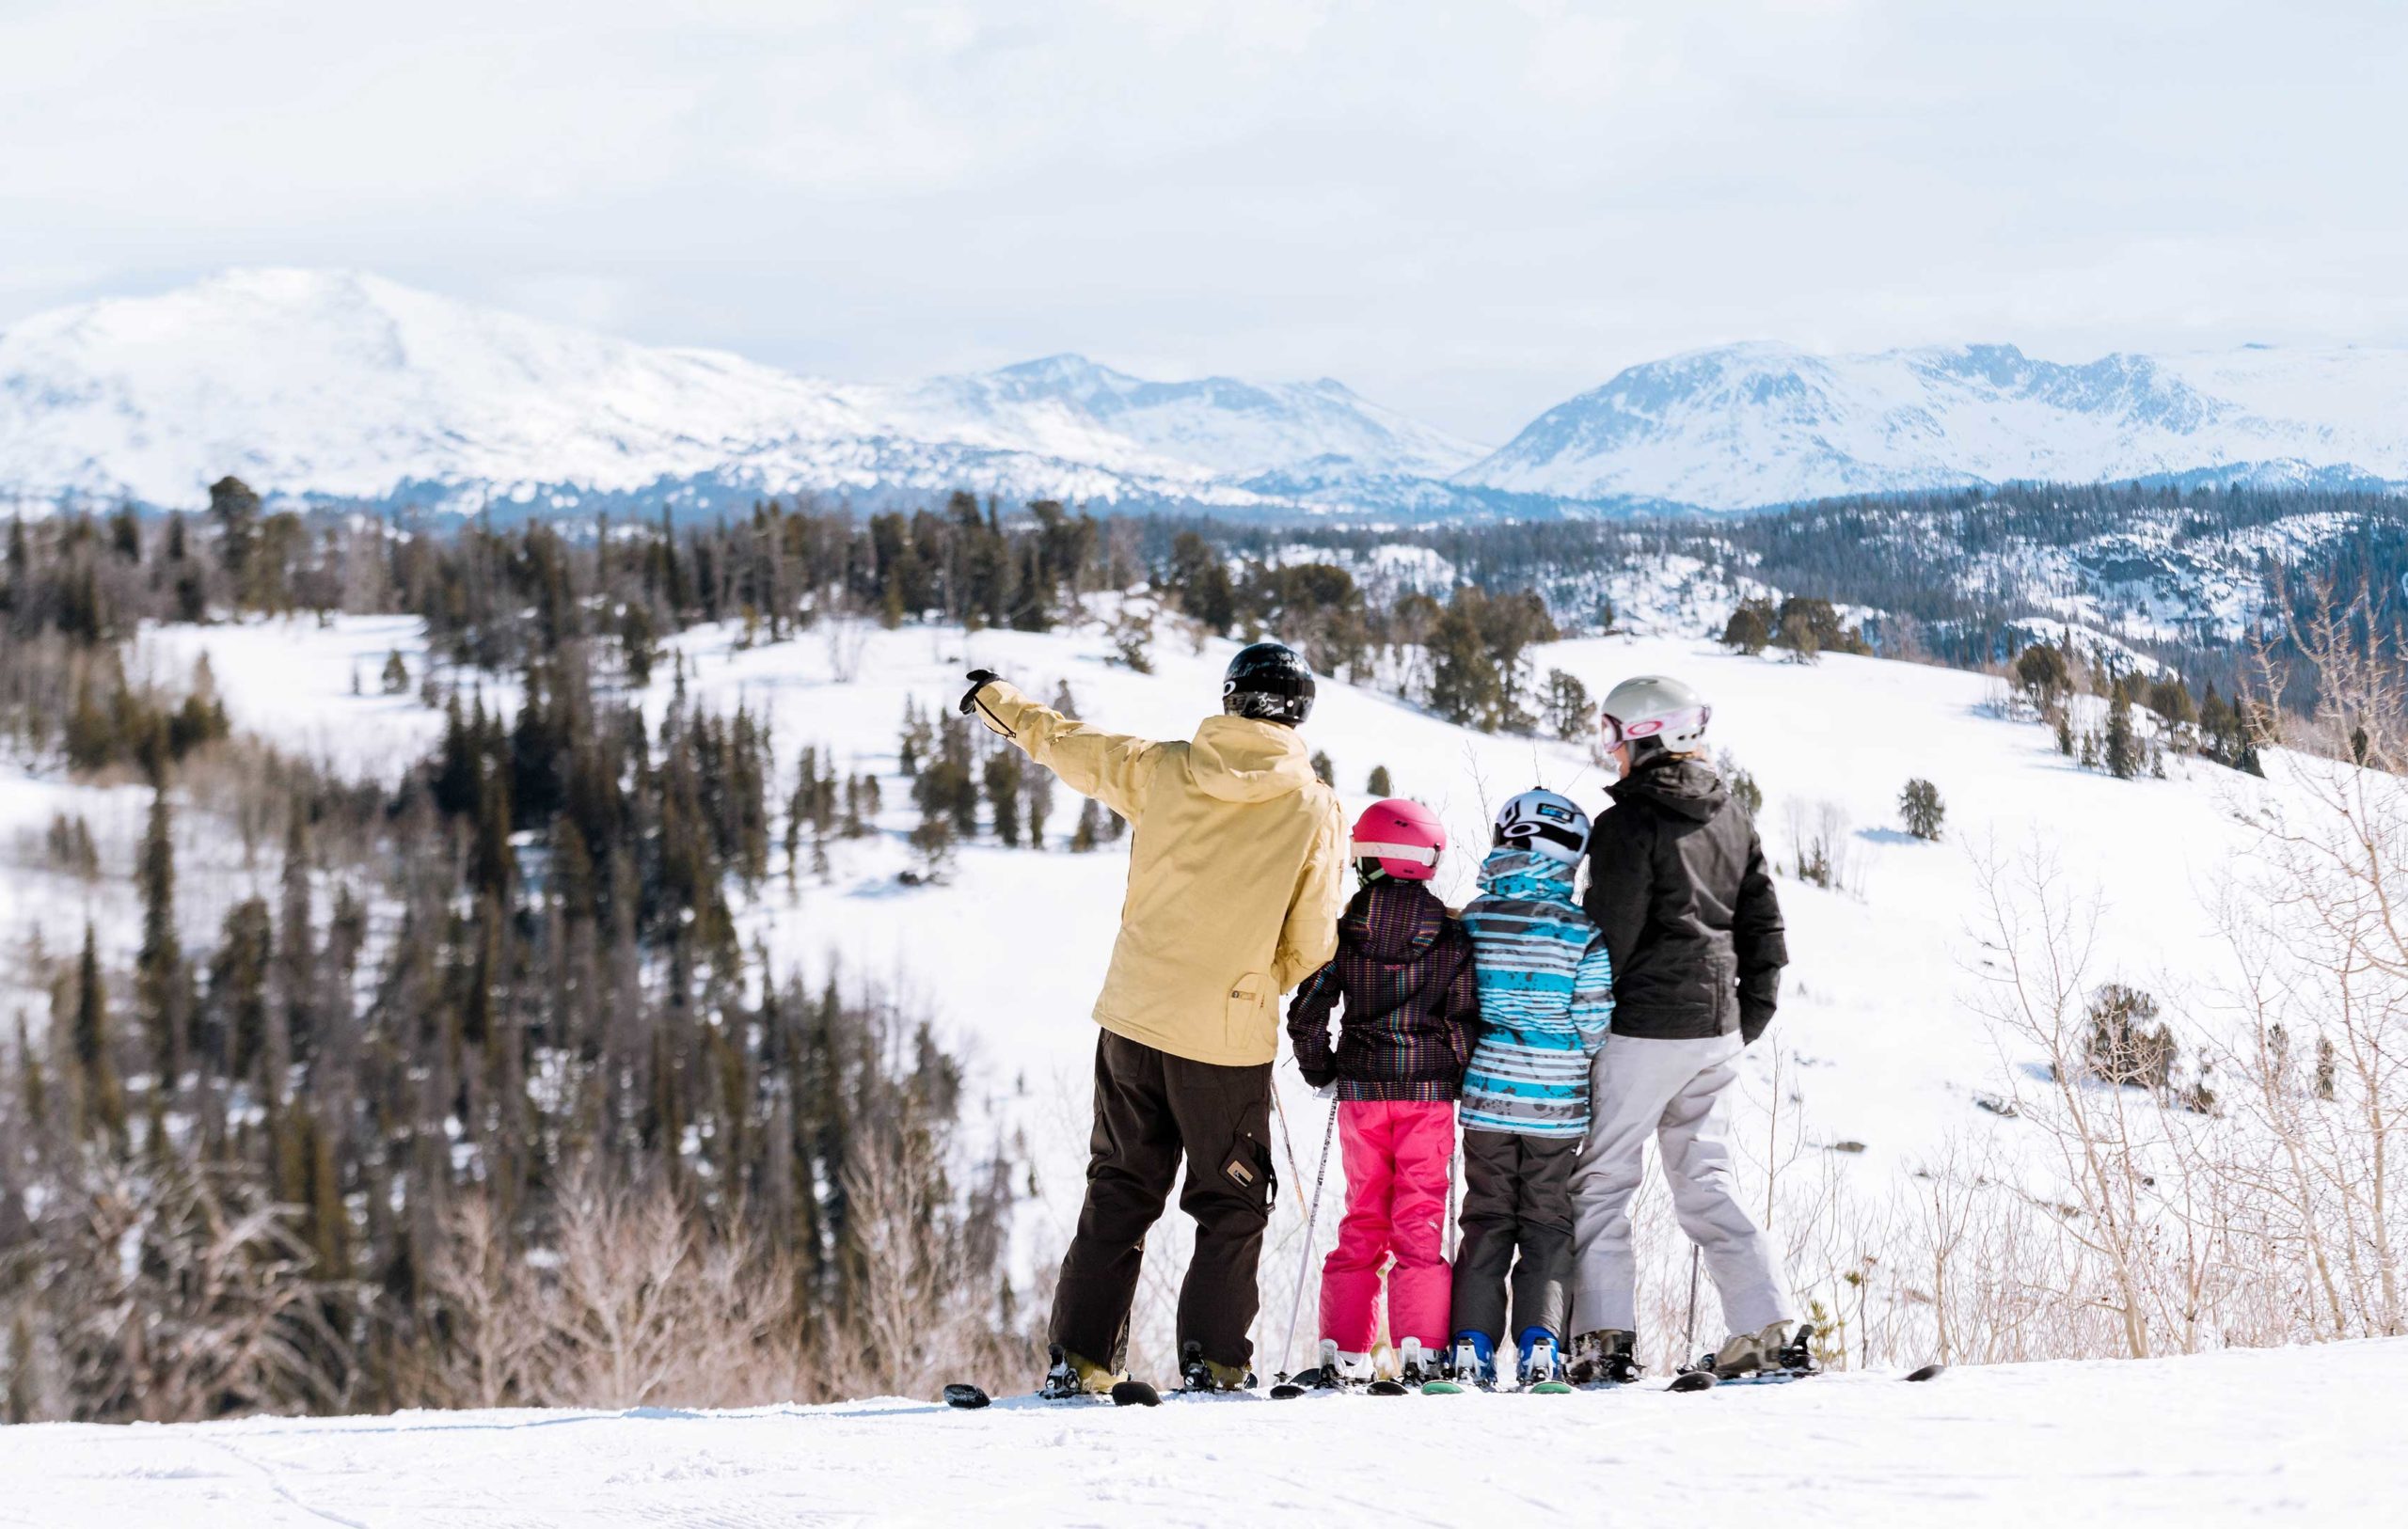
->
xmin=3 ymin=0 xmax=2405 ymax=439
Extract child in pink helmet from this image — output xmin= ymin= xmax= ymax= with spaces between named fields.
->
xmin=1284 ymin=797 xmax=1480 ymax=1387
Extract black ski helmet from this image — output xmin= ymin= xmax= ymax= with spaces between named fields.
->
xmin=1223 ymin=642 xmax=1315 ymax=726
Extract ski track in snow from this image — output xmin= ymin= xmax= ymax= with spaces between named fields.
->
xmin=4 ymin=1338 xmax=2397 ymax=1527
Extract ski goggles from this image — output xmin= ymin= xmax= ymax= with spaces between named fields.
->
xmin=1350 ymin=838 xmax=1440 ymax=867
xmin=1597 ymin=704 xmax=1709 ymax=751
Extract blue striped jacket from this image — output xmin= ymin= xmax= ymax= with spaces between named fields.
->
xmin=1458 ymin=846 xmax=1614 ymax=1136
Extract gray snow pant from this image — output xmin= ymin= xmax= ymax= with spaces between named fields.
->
xmin=1049 ymin=1031 xmax=1276 ymax=1373
xmin=1569 ymin=1032 xmax=1796 ymax=1339
xmin=1448 ymin=1129 xmax=1578 ymax=1346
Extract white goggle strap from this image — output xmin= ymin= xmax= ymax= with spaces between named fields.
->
xmin=1351 ymin=839 xmax=1440 ymax=866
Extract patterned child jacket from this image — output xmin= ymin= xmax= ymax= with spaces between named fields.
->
xmin=1285 ymin=877 xmax=1480 ymax=1102
xmin=1459 ymin=846 xmax=1615 ymax=1135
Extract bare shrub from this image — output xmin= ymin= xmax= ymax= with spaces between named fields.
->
xmin=8 ymin=1160 xmax=348 ymax=1421
xmin=821 ymin=593 xmax=871 ymax=684
xmin=1783 ymin=797 xmax=1857 ymax=892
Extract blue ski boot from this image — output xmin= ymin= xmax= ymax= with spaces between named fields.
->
xmin=1441 ymin=1331 xmax=1497 ymax=1392
xmin=1518 ymin=1328 xmax=1572 ymax=1394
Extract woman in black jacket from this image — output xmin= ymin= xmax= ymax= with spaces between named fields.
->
xmin=1562 ymin=674 xmax=1801 ymax=1386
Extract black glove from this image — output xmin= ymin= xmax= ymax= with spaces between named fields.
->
xmin=1298 ymin=1064 xmax=1335 ymax=1091
xmin=958 ymin=669 xmax=1001 ymax=716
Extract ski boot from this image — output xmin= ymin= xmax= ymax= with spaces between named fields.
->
xmin=1441 ymin=1331 xmax=1498 ymax=1392
xmin=1037 ymin=1343 xmax=1121 ymax=1400
xmin=1567 ymin=1328 xmax=1642 ymax=1387
xmin=1178 ymin=1339 xmax=1256 ymax=1395
xmin=1396 ymin=1338 xmax=1441 ymax=1388
xmin=1316 ymin=1338 xmax=1375 ymax=1389
xmin=1709 ymin=1319 xmax=1819 ymax=1381
xmin=1516 ymin=1328 xmax=1572 ymax=1394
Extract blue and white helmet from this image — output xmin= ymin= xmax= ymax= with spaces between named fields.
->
xmin=1493 ymin=788 xmax=1591 ymax=864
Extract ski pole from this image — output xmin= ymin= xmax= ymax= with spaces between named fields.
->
xmin=1684 ymin=1243 xmax=1703 ymax=1358
xmin=1270 ymin=1082 xmax=1309 ymax=1219
xmin=1277 ymin=1096 xmax=1339 ymax=1379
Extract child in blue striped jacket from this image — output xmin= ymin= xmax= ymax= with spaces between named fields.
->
xmin=1447 ymin=788 xmax=1613 ymax=1389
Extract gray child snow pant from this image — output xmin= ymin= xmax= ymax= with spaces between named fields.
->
xmin=1448 ymin=1128 xmax=1578 ymax=1345
xmin=1569 ymin=1032 xmax=1796 ymax=1338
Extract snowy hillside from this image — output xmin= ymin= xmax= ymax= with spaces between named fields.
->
xmin=7 ymin=1336 xmax=2401 ymax=1527
xmin=8 ymin=590 xmax=2401 ymax=1521
xmin=1462 ymin=340 xmax=2408 ymax=510
xmin=11 ymin=603 xmax=2322 ymax=1341
xmin=0 ymin=270 xmax=1478 ymax=517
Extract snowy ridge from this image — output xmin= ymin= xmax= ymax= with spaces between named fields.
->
xmin=1461 ymin=339 xmax=2408 ymax=510
xmin=0 ymin=270 xmax=1481 ymax=517
xmin=11 ymin=270 xmax=2408 ymax=520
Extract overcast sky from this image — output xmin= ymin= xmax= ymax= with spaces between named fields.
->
xmin=5 ymin=0 xmax=2406 ymax=441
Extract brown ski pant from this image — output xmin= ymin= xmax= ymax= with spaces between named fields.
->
xmin=1049 ymin=1030 xmax=1276 ymax=1372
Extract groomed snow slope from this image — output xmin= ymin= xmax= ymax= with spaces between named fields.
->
xmin=7 ymin=1336 xmax=2400 ymax=1528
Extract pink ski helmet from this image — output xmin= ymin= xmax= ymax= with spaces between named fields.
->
xmin=1352 ymin=797 xmax=1446 ymax=881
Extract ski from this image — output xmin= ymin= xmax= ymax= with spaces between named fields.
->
xmin=1111 ymin=1379 xmax=1162 ymax=1407
xmin=1670 ymin=1320 xmax=1823 ymax=1392
xmin=1270 ymin=1370 xmax=1424 ymax=1398
xmin=1419 ymin=1379 xmax=1466 ymax=1395
xmin=939 ymin=1377 xmax=1162 ymax=1408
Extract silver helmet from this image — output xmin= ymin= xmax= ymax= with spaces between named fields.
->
xmin=1493 ymin=788 xmax=1592 ymax=864
xmin=1599 ymin=674 xmax=1711 ymax=756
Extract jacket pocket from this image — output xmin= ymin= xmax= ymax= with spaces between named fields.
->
xmin=1705 ymin=951 xmax=1738 ymax=1034
xmin=1226 ymin=972 xmax=1269 ymax=1050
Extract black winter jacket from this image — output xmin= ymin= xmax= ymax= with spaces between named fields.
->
xmin=1582 ymin=757 xmax=1788 ymax=1043
xmin=1285 ymin=878 xmax=1480 ymax=1101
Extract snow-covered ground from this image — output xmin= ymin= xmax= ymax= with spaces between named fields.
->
xmin=7 ymin=599 xmax=2394 ymax=1519
xmin=6 ymin=1336 xmax=2399 ymax=1527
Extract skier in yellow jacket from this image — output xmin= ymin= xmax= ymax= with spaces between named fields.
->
xmin=960 ymin=642 xmax=1348 ymax=1395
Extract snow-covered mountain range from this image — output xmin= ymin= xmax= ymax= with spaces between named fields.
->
xmin=0 ymin=269 xmax=1486 ymax=518
xmin=1469 ymin=340 xmax=2408 ymax=510
xmin=4 ymin=267 xmax=2407 ymax=518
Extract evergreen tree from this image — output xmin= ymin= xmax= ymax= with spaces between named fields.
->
xmin=135 ymin=791 xmax=187 ymax=1088
xmin=1721 ymin=601 xmax=1773 ymax=655
xmin=1366 ymin=764 xmax=1392 ymax=796
xmin=984 ymin=749 xmax=1023 ymax=847
xmin=1426 ymin=593 xmax=1500 ymax=728
xmin=1542 ymin=669 xmax=1593 ymax=742
xmin=2106 ymin=692 xmax=2138 ymax=780
xmin=1021 ymin=763 xmax=1054 ymax=850
xmin=1899 ymin=779 xmax=1945 ymax=840
xmin=69 ymin=923 xmax=126 ymax=1148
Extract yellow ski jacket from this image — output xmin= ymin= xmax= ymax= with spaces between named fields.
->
xmin=969 ymin=679 xmax=1348 ymax=1066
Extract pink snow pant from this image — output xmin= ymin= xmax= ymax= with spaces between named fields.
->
xmin=1319 ymin=1098 xmax=1456 ymax=1352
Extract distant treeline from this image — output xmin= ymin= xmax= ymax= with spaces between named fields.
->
xmin=1156 ymin=481 xmax=2408 ymax=707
